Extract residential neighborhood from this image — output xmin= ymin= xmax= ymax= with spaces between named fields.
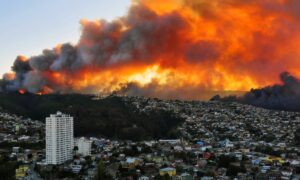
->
xmin=0 ymin=96 xmax=299 ymax=179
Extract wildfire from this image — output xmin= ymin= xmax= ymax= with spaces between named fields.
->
xmin=18 ymin=89 xmax=26 ymax=95
xmin=4 ymin=0 xmax=300 ymax=100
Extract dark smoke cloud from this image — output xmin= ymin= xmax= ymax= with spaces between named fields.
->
xmin=117 ymin=81 xmax=208 ymax=100
xmin=50 ymin=44 xmax=79 ymax=71
xmin=29 ymin=49 xmax=58 ymax=71
xmin=29 ymin=44 xmax=79 ymax=72
xmin=23 ymin=72 xmax=48 ymax=93
xmin=117 ymin=79 xmax=242 ymax=100
xmin=79 ymin=4 xmax=188 ymax=67
xmin=12 ymin=56 xmax=31 ymax=73
xmin=212 ymin=72 xmax=300 ymax=112
xmin=3 ymin=56 xmax=32 ymax=92
xmin=1 ymin=43 xmax=82 ymax=93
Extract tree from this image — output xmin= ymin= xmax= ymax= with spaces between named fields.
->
xmin=73 ymin=146 xmax=79 ymax=156
xmin=295 ymin=128 xmax=300 ymax=145
xmin=27 ymin=153 xmax=33 ymax=160
xmin=227 ymin=165 xmax=239 ymax=176
xmin=218 ymin=155 xmax=236 ymax=168
xmin=162 ymin=174 xmax=171 ymax=180
xmin=95 ymin=160 xmax=105 ymax=180
xmin=85 ymin=156 xmax=92 ymax=166
xmin=0 ymin=154 xmax=18 ymax=179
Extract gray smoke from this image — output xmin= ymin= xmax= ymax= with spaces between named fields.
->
xmin=0 ymin=4 xmax=193 ymax=94
xmin=12 ymin=56 xmax=31 ymax=73
xmin=29 ymin=49 xmax=58 ymax=71
xmin=212 ymin=72 xmax=300 ymax=112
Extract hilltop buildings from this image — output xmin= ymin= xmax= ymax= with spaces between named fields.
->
xmin=46 ymin=111 xmax=74 ymax=165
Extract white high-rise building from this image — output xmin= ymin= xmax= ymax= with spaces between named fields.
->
xmin=75 ymin=137 xmax=92 ymax=156
xmin=46 ymin=111 xmax=74 ymax=165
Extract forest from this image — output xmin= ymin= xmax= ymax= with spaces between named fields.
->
xmin=0 ymin=93 xmax=183 ymax=141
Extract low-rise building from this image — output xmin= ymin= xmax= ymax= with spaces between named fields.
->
xmin=75 ymin=137 xmax=92 ymax=156
xmin=15 ymin=165 xmax=29 ymax=179
xmin=159 ymin=167 xmax=176 ymax=177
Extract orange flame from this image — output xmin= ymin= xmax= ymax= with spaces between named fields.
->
xmin=18 ymin=89 xmax=26 ymax=95
xmin=18 ymin=55 xmax=28 ymax=62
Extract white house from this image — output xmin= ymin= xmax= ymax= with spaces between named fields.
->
xmin=75 ymin=137 xmax=92 ymax=156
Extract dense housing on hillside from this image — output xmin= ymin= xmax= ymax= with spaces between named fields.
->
xmin=0 ymin=95 xmax=299 ymax=179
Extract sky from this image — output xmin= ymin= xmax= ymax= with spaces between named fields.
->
xmin=0 ymin=0 xmax=131 ymax=76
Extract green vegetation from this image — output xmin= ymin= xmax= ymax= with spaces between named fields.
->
xmin=95 ymin=160 xmax=105 ymax=180
xmin=0 ymin=93 xmax=183 ymax=140
xmin=0 ymin=154 xmax=19 ymax=180
xmin=295 ymin=128 xmax=300 ymax=145
xmin=0 ymin=141 xmax=44 ymax=150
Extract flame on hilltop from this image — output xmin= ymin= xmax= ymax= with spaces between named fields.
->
xmin=18 ymin=89 xmax=26 ymax=95
xmin=1 ymin=0 xmax=300 ymax=100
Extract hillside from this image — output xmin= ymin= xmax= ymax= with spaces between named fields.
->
xmin=0 ymin=93 xmax=183 ymax=140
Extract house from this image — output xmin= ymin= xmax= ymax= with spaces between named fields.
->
xmin=281 ymin=171 xmax=293 ymax=180
xmin=12 ymin=147 xmax=20 ymax=153
xmin=178 ymin=172 xmax=193 ymax=180
xmin=87 ymin=168 xmax=96 ymax=179
xmin=74 ymin=137 xmax=92 ymax=156
xmin=159 ymin=139 xmax=181 ymax=144
xmin=201 ymin=176 xmax=214 ymax=180
xmin=139 ymin=176 xmax=150 ymax=180
xmin=71 ymin=164 xmax=82 ymax=174
xmin=200 ymin=145 xmax=212 ymax=152
xmin=159 ymin=167 xmax=176 ymax=177
xmin=264 ymin=156 xmax=285 ymax=165
xmin=122 ymin=157 xmax=141 ymax=169
xmin=15 ymin=165 xmax=29 ymax=179
xmin=219 ymin=139 xmax=234 ymax=148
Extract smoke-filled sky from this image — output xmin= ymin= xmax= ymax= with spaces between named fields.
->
xmin=0 ymin=0 xmax=130 ymax=76
xmin=1 ymin=0 xmax=300 ymax=100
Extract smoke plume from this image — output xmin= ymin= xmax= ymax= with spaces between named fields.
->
xmin=212 ymin=72 xmax=300 ymax=111
xmin=1 ymin=0 xmax=300 ymax=100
